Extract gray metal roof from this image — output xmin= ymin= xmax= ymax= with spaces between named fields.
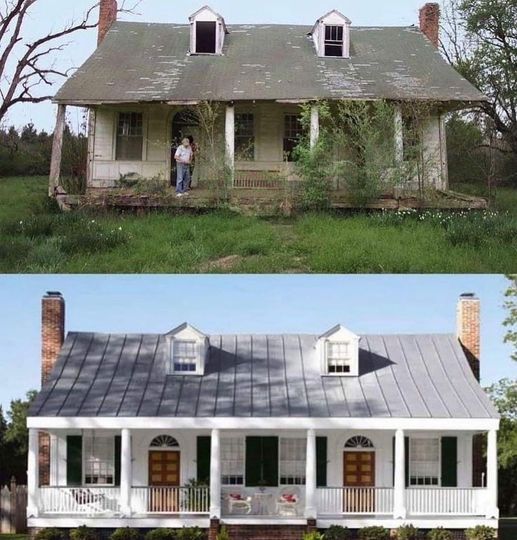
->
xmin=54 ymin=22 xmax=486 ymax=105
xmin=29 ymin=332 xmax=498 ymax=419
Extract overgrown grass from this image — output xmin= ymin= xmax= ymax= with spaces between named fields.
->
xmin=0 ymin=176 xmax=516 ymax=273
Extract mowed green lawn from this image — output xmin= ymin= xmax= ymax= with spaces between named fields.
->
xmin=0 ymin=176 xmax=516 ymax=273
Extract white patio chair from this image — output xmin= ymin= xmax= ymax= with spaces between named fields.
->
xmin=276 ymin=486 xmax=301 ymax=517
xmin=226 ymin=490 xmax=252 ymax=515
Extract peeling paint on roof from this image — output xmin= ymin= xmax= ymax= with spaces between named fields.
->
xmin=54 ymin=23 xmax=486 ymax=105
xmin=29 ymin=332 xmax=498 ymax=419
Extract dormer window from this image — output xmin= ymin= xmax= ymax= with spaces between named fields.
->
xmin=318 ymin=325 xmax=360 ymax=376
xmin=311 ymin=9 xmax=351 ymax=58
xmin=167 ymin=323 xmax=209 ymax=375
xmin=189 ymin=6 xmax=229 ymax=56
xmin=326 ymin=342 xmax=352 ymax=373
xmin=324 ymin=25 xmax=344 ymax=57
xmin=172 ymin=340 xmax=198 ymax=372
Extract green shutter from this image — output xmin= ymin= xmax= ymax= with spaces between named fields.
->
xmin=245 ymin=437 xmax=262 ymax=487
xmin=197 ymin=436 xmax=211 ymax=485
xmin=66 ymin=436 xmax=82 ymax=486
xmin=391 ymin=436 xmax=410 ymax=487
xmin=246 ymin=437 xmax=278 ymax=487
xmin=441 ymin=437 xmax=458 ymax=487
xmin=114 ymin=436 xmax=121 ymax=486
xmin=261 ymin=437 xmax=278 ymax=487
xmin=316 ymin=437 xmax=327 ymax=487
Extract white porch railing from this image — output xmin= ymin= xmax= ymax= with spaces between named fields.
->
xmin=407 ymin=488 xmax=486 ymax=516
xmin=131 ymin=486 xmax=210 ymax=515
xmin=316 ymin=487 xmax=394 ymax=516
xmin=39 ymin=487 xmax=121 ymax=515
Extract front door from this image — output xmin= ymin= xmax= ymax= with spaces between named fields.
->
xmin=343 ymin=451 xmax=375 ymax=513
xmin=148 ymin=451 xmax=180 ymax=512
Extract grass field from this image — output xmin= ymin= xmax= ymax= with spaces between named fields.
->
xmin=0 ymin=176 xmax=516 ymax=273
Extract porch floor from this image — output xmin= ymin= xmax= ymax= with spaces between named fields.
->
xmin=58 ymin=187 xmax=488 ymax=214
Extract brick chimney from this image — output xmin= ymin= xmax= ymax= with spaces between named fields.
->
xmin=457 ymin=293 xmax=480 ymax=381
xmin=41 ymin=291 xmax=65 ymax=385
xmin=98 ymin=0 xmax=118 ymax=45
xmin=419 ymin=3 xmax=440 ymax=48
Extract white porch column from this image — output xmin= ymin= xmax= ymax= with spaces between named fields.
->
xmin=310 ymin=104 xmax=320 ymax=149
xmin=225 ymin=103 xmax=235 ymax=184
xmin=49 ymin=432 xmax=59 ymax=486
xmin=120 ymin=428 xmax=132 ymax=516
xmin=305 ymin=429 xmax=317 ymax=519
xmin=27 ymin=428 xmax=39 ymax=518
xmin=393 ymin=429 xmax=406 ymax=519
xmin=394 ymin=105 xmax=404 ymax=164
xmin=486 ymin=429 xmax=499 ymax=518
xmin=210 ymin=428 xmax=222 ymax=519
xmin=49 ymin=104 xmax=67 ymax=197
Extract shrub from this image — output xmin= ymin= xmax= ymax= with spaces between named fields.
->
xmin=397 ymin=524 xmax=419 ymax=540
xmin=303 ymin=533 xmax=324 ymax=540
xmin=465 ymin=526 xmax=497 ymax=540
xmin=109 ymin=528 xmax=141 ymax=540
xmin=216 ymin=527 xmax=230 ymax=540
xmin=325 ymin=525 xmax=351 ymax=540
xmin=176 ymin=528 xmax=205 ymax=540
xmin=70 ymin=525 xmax=100 ymax=540
xmin=426 ymin=529 xmax=453 ymax=540
xmin=35 ymin=529 xmax=66 ymax=540
xmin=358 ymin=527 xmax=390 ymax=540
xmin=145 ymin=529 xmax=177 ymax=540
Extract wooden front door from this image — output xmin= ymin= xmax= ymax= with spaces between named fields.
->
xmin=343 ymin=451 xmax=375 ymax=513
xmin=148 ymin=451 xmax=180 ymax=512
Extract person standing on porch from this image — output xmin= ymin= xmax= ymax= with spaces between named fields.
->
xmin=174 ymin=138 xmax=193 ymax=197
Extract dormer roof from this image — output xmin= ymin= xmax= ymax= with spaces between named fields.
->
xmin=318 ymin=324 xmax=359 ymax=341
xmin=166 ymin=322 xmax=208 ymax=339
xmin=189 ymin=5 xmax=229 ymax=34
xmin=310 ymin=9 xmax=352 ymax=35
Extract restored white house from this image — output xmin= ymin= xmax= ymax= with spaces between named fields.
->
xmin=49 ymin=1 xmax=486 ymax=196
xmin=27 ymin=292 xmax=499 ymax=538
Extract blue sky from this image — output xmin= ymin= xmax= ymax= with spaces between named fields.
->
xmin=6 ymin=0 xmax=436 ymax=130
xmin=0 ymin=274 xmax=514 ymax=412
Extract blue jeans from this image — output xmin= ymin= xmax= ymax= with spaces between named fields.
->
xmin=176 ymin=163 xmax=191 ymax=193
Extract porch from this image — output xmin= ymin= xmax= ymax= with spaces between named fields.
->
xmin=26 ymin=421 xmax=499 ymax=527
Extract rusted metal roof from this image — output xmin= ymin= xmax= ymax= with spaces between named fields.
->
xmin=54 ymin=22 xmax=486 ymax=105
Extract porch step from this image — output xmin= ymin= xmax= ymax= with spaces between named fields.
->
xmin=222 ymin=524 xmax=308 ymax=540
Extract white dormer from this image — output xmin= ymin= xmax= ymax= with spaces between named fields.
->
xmin=167 ymin=323 xmax=209 ymax=375
xmin=310 ymin=9 xmax=352 ymax=58
xmin=189 ymin=5 xmax=228 ymax=55
xmin=317 ymin=325 xmax=360 ymax=376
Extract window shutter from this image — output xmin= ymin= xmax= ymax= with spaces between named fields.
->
xmin=66 ymin=435 xmax=82 ymax=486
xmin=246 ymin=437 xmax=278 ymax=487
xmin=114 ymin=436 xmax=121 ymax=486
xmin=441 ymin=437 xmax=458 ymax=487
xmin=391 ymin=436 xmax=410 ymax=487
xmin=316 ymin=437 xmax=327 ymax=487
xmin=197 ymin=436 xmax=211 ymax=485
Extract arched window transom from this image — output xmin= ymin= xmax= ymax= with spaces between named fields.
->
xmin=150 ymin=435 xmax=180 ymax=449
xmin=345 ymin=436 xmax=374 ymax=449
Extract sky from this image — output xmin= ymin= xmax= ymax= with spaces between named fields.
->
xmin=4 ymin=0 xmax=437 ymax=130
xmin=0 ymin=274 xmax=515 ymax=412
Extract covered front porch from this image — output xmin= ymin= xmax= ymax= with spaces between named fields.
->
xmin=27 ymin=418 xmax=500 ymax=528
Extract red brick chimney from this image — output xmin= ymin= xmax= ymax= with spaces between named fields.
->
xmin=419 ymin=3 xmax=441 ymax=48
xmin=98 ymin=0 xmax=118 ymax=45
xmin=457 ymin=293 xmax=480 ymax=381
xmin=41 ymin=291 xmax=65 ymax=385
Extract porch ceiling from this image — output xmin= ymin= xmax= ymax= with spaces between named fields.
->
xmin=54 ymin=22 xmax=486 ymax=105
xmin=29 ymin=333 xmax=498 ymax=421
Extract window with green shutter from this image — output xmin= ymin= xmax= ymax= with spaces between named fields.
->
xmin=316 ymin=437 xmax=327 ymax=487
xmin=441 ymin=437 xmax=458 ymax=487
xmin=66 ymin=435 xmax=82 ymax=486
xmin=197 ymin=436 xmax=211 ymax=485
xmin=245 ymin=437 xmax=278 ymax=487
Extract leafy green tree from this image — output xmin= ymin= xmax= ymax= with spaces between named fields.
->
xmin=485 ymin=378 xmax=517 ymax=516
xmin=504 ymin=276 xmax=517 ymax=361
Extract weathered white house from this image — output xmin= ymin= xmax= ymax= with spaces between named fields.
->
xmin=27 ymin=292 xmax=499 ymax=539
xmin=49 ymin=2 xmax=486 ymax=196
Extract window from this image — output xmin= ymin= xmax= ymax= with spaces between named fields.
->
xmin=84 ymin=437 xmax=115 ymax=485
xmin=325 ymin=25 xmax=344 ymax=57
xmin=221 ymin=438 xmax=245 ymax=485
xmin=280 ymin=438 xmax=306 ymax=485
xmin=172 ymin=340 xmax=198 ymax=372
xmin=327 ymin=342 xmax=351 ymax=374
xmin=116 ymin=112 xmax=143 ymax=161
xmin=150 ymin=435 xmax=179 ymax=448
xmin=235 ymin=113 xmax=255 ymax=161
xmin=196 ymin=21 xmax=217 ymax=54
xmin=409 ymin=438 xmax=440 ymax=486
xmin=345 ymin=436 xmax=374 ymax=449
xmin=283 ymin=115 xmax=304 ymax=161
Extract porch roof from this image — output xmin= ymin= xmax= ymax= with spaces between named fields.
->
xmin=29 ymin=333 xmax=498 ymax=420
xmin=54 ymin=22 xmax=486 ymax=105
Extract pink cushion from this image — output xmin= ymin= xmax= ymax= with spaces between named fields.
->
xmin=281 ymin=494 xmax=297 ymax=503
xmin=230 ymin=493 xmax=243 ymax=500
